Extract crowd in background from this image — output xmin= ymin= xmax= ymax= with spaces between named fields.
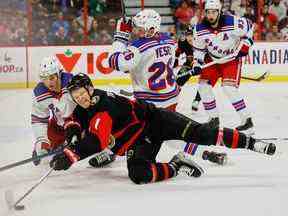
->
xmin=1 ymin=0 xmax=288 ymax=46
xmin=171 ymin=0 xmax=288 ymax=41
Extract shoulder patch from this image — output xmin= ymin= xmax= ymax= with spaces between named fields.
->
xmin=33 ymin=82 xmax=49 ymax=97
xmin=223 ymin=14 xmax=234 ymax=26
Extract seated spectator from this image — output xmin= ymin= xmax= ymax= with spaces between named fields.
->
xmin=280 ymin=18 xmax=288 ymax=40
xmin=244 ymin=5 xmax=256 ymax=23
xmin=42 ymin=0 xmax=61 ymax=17
xmin=174 ymin=0 xmax=194 ymax=33
xmin=259 ymin=4 xmax=278 ymax=40
xmin=89 ymin=19 xmax=101 ymax=44
xmin=33 ymin=28 xmax=49 ymax=45
xmin=50 ymin=26 xmax=69 ymax=45
xmin=69 ymin=18 xmax=83 ymax=44
xmin=269 ymin=0 xmax=286 ymax=23
xmin=76 ymin=8 xmax=94 ymax=33
xmin=98 ymin=29 xmax=112 ymax=44
xmin=231 ymin=0 xmax=247 ymax=17
xmin=266 ymin=24 xmax=282 ymax=41
xmin=106 ymin=18 xmax=116 ymax=37
xmin=51 ymin=12 xmax=70 ymax=37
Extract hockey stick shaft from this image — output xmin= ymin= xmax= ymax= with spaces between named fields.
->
xmin=0 ymin=136 xmax=76 ymax=172
xmin=13 ymin=167 xmax=54 ymax=208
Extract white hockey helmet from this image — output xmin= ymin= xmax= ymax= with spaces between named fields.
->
xmin=205 ymin=0 xmax=222 ymax=11
xmin=39 ymin=56 xmax=61 ymax=79
xmin=132 ymin=9 xmax=161 ymax=37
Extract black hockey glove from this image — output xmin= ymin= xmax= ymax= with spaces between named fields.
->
xmin=64 ymin=121 xmax=81 ymax=147
xmin=176 ymin=65 xmax=193 ymax=86
xmin=192 ymin=66 xmax=202 ymax=76
xmin=50 ymin=148 xmax=80 ymax=171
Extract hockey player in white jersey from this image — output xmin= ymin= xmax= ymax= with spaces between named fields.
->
xmin=31 ymin=56 xmax=76 ymax=165
xmin=109 ymin=9 xmax=179 ymax=111
xmin=191 ymin=0 xmax=254 ymax=134
xmin=106 ymin=9 xmax=227 ymax=165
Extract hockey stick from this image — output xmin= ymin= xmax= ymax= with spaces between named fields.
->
xmin=257 ymin=137 xmax=288 ymax=141
xmin=0 ymin=136 xmax=76 ymax=172
xmin=5 ymin=167 xmax=54 ymax=211
xmin=241 ymin=71 xmax=270 ymax=82
xmin=120 ymin=89 xmax=133 ymax=97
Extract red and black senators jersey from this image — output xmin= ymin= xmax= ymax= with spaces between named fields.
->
xmin=71 ymin=89 xmax=153 ymax=157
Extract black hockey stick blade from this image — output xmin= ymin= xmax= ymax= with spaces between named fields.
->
xmin=241 ymin=71 xmax=270 ymax=82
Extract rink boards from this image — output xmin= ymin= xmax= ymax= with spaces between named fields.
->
xmin=0 ymin=42 xmax=288 ymax=88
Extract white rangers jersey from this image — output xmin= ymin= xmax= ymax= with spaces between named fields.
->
xmin=31 ymin=72 xmax=76 ymax=146
xmin=109 ymin=34 xmax=180 ymax=108
xmin=193 ymin=14 xmax=254 ymax=63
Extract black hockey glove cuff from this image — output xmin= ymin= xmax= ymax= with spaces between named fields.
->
xmin=50 ymin=148 xmax=80 ymax=171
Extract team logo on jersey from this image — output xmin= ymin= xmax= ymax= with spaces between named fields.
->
xmin=91 ymin=96 xmax=100 ymax=105
xmin=223 ymin=33 xmax=229 ymax=41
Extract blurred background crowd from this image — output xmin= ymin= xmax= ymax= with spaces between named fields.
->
xmin=1 ymin=0 xmax=288 ymax=46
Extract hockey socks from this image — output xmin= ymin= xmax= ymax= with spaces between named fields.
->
xmin=148 ymin=163 xmax=176 ymax=183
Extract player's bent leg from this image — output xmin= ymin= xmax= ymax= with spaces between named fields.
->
xmin=127 ymin=158 xmax=176 ymax=184
xmin=181 ymin=121 xmax=276 ymax=155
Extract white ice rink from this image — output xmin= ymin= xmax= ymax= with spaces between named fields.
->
xmin=0 ymin=83 xmax=288 ymax=216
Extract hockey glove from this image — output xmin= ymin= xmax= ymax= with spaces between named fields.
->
xmin=235 ymin=41 xmax=251 ymax=59
xmin=50 ymin=148 xmax=80 ymax=171
xmin=89 ymin=151 xmax=116 ymax=168
xmin=114 ymin=17 xmax=133 ymax=44
xmin=64 ymin=121 xmax=81 ymax=148
xmin=176 ymin=65 xmax=192 ymax=86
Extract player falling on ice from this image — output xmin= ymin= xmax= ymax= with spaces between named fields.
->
xmin=177 ymin=0 xmax=255 ymax=134
xmin=107 ymin=9 xmax=226 ymax=165
xmin=49 ymin=73 xmax=276 ymax=184
xmin=31 ymin=56 xmax=76 ymax=166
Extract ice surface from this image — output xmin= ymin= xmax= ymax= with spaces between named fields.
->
xmin=0 ymin=83 xmax=288 ymax=216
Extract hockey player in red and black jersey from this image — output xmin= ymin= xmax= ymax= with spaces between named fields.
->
xmin=49 ymin=73 xmax=276 ymax=184
xmin=175 ymin=25 xmax=202 ymax=112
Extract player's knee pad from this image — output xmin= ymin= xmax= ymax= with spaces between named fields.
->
xmin=127 ymin=159 xmax=152 ymax=184
xmin=222 ymin=85 xmax=240 ymax=102
xmin=198 ymin=81 xmax=215 ymax=100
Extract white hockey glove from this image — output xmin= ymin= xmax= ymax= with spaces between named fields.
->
xmin=114 ymin=17 xmax=133 ymax=44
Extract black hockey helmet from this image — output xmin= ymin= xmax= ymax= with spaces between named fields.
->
xmin=185 ymin=24 xmax=194 ymax=36
xmin=67 ymin=73 xmax=93 ymax=93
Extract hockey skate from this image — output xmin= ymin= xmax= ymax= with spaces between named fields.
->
xmin=191 ymin=100 xmax=200 ymax=112
xmin=236 ymin=117 xmax=254 ymax=135
xmin=252 ymin=140 xmax=276 ymax=155
xmin=202 ymin=150 xmax=228 ymax=165
xmin=89 ymin=151 xmax=116 ymax=168
xmin=207 ymin=117 xmax=220 ymax=128
xmin=169 ymin=152 xmax=204 ymax=177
